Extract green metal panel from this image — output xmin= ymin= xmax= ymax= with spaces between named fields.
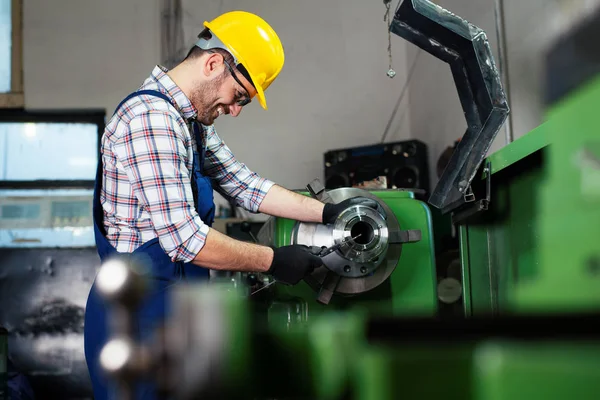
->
xmin=352 ymin=340 xmax=600 ymax=400
xmin=270 ymin=191 xmax=438 ymax=319
xmin=485 ymin=124 xmax=550 ymax=176
xmin=250 ymin=312 xmax=364 ymax=400
xmin=459 ymin=124 xmax=548 ymax=316
xmin=206 ymin=286 xmax=600 ymax=400
xmin=354 ymin=345 xmax=474 ymax=400
xmin=459 ymin=227 xmax=473 ymax=315
xmin=473 ymin=342 xmax=600 ymax=400
xmin=514 ymin=75 xmax=600 ymax=313
xmin=460 ymin=75 xmax=600 ymax=316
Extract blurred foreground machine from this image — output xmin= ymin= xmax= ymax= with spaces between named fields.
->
xmin=93 ymin=1 xmax=600 ymax=399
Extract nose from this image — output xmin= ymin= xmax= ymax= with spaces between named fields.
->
xmin=229 ymin=103 xmax=242 ymax=117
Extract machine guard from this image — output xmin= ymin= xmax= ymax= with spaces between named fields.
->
xmin=391 ymin=0 xmax=509 ymax=214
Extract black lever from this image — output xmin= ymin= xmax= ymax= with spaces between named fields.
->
xmin=240 ymin=221 xmax=258 ymax=244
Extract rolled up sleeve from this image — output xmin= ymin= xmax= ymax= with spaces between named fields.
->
xmin=202 ymin=124 xmax=275 ymax=212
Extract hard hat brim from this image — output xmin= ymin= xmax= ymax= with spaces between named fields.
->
xmin=252 ymin=76 xmax=268 ymax=110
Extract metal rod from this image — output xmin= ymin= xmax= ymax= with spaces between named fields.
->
xmin=494 ymin=0 xmax=514 ymax=144
xmin=380 ymin=50 xmax=421 ymax=144
xmin=319 ymin=233 xmax=362 ymax=257
xmin=250 ymin=280 xmax=276 ymax=296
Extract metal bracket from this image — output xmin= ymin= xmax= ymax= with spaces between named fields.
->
xmin=316 ymin=272 xmax=342 ymax=305
xmin=389 ymin=229 xmax=422 ymax=244
xmin=307 ymin=178 xmax=334 ymax=204
xmin=390 ymin=0 xmax=509 ymax=214
xmin=451 ymin=161 xmax=491 ymax=225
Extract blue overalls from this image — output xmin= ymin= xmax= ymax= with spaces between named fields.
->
xmin=84 ymin=90 xmax=216 ymax=400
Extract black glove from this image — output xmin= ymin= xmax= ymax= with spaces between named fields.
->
xmin=322 ymin=196 xmax=387 ymax=225
xmin=268 ymin=245 xmax=322 ymax=285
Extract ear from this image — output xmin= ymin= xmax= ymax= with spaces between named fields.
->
xmin=202 ymin=52 xmax=225 ymax=78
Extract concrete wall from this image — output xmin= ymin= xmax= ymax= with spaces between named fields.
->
xmin=22 ymin=0 xmax=412 ymax=192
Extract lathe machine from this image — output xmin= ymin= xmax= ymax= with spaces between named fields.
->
xmin=87 ymin=0 xmax=600 ymax=399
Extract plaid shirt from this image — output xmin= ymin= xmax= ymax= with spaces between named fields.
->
xmin=100 ymin=66 xmax=274 ymax=262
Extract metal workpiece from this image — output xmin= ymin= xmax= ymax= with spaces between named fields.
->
xmin=291 ymin=185 xmax=424 ymax=304
xmin=267 ymin=184 xmax=437 ymax=315
xmin=294 ymin=187 xmax=400 ymax=298
xmin=391 ymin=0 xmax=509 ymax=214
xmin=325 ymin=203 xmax=389 ymax=278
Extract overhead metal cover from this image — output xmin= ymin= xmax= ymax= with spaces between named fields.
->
xmin=391 ymin=0 xmax=510 ymax=214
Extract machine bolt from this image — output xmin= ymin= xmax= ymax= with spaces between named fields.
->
xmin=344 ymin=265 xmax=351 ymax=273
xmin=360 ymin=266 xmax=367 ymax=274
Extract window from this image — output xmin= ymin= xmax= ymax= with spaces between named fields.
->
xmin=0 ymin=0 xmax=22 ymax=107
xmin=0 ymin=122 xmax=99 ymax=181
xmin=0 ymin=109 xmax=104 ymax=248
xmin=0 ymin=2 xmax=102 ymax=248
xmin=0 ymin=188 xmax=95 ymax=247
xmin=0 ymin=109 xmax=104 ymax=188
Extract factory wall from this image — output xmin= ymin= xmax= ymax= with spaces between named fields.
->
xmin=22 ymin=0 xmax=413 ymax=192
xmin=406 ymin=0 xmax=600 ymax=188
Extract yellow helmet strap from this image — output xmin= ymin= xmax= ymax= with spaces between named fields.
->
xmin=195 ymin=30 xmax=256 ymax=90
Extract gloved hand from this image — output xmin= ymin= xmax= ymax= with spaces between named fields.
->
xmin=322 ymin=196 xmax=387 ymax=225
xmin=268 ymin=245 xmax=323 ymax=285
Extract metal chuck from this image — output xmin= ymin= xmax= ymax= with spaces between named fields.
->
xmin=294 ymin=180 xmax=422 ymax=304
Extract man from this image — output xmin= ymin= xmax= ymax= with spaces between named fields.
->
xmin=84 ymin=10 xmax=379 ymax=400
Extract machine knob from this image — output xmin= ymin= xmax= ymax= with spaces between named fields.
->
xmin=240 ymin=221 xmax=258 ymax=243
xmin=95 ymin=256 xmax=149 ymax=309
xmin=100 ymin=337 xmax=152 ymax=380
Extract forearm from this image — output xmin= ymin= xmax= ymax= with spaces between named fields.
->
xmin=258 ymin=184 xmax=325 ymax=223
xmin=192 ymin=228 xmax=274 ymax=272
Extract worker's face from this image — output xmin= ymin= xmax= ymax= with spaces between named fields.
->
xmin=196 ymin=54 xmax=256 ymax=125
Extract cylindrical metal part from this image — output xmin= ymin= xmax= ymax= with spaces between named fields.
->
xmin=95 ymin=257 xmax=149 ymax=309
xmin=330 ymin=204 xmax=389 ymax=278
xmin=292 ymin=188 xmax=402 ymax=296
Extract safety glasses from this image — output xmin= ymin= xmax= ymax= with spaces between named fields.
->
xmin=223 ymin=60 xmax=252 ymax=107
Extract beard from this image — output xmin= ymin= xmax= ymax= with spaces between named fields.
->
xmin=191 ymin=74 xmax=226 ymax=126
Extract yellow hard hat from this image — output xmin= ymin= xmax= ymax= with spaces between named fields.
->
xmin=197 ymin=11 xmax=285 ymax=110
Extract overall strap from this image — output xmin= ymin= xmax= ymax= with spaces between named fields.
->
xmin=191 ymin=121 xmax=207 ymax=166
xmin=114 ymin=89 xmax=177 ymax=116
